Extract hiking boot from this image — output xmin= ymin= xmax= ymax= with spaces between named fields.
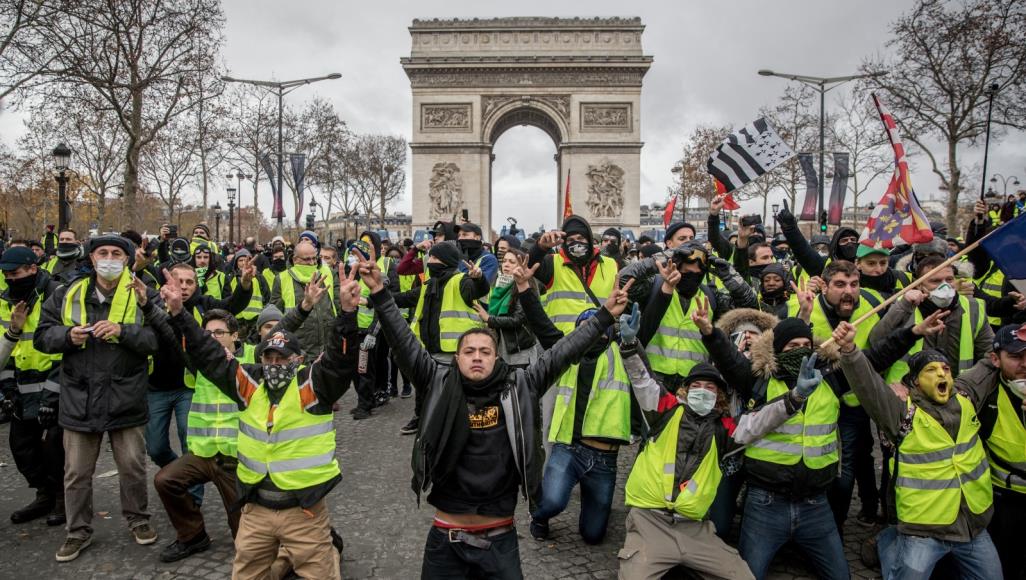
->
xmin=47 ymin=494 xmax=66 ymax=527
xmin=131 ymin=523 xmax=158 ymax=545
xmin=529 ymin=518 xmax=549 ymax=541
xmin=11 ymin=490 xmax=55 ymax=524
xmin=351 ymin=407 xmax=372 ymax=420
xmin=56 ymin=536 xmax=92 ymax=562
xmin=159 ymin=533 xmax=211 ymax=563
xmin=399 ymin=383 xmax=413 ymax=399
xmin=399 ymin=416 xmax=418 ymax=435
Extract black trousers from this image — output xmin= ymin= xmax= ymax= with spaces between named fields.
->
xmin=421 ymin=526 xmax=523 ymax=580
xmin=990 ymin=486 xmax=1026 ymax=580
xmin=10 ymin=416 xmax=64 ymax=495
xmin=355 ymin=336 xmax=390 ymax=411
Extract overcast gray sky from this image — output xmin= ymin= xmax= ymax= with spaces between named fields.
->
xmin=5 ymin=0 xmax=1025 ymax=234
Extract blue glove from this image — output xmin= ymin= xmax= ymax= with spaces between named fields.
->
xmin=619 ymin=302 xmax=640 ymax=345
xmin=794 ymin=352 xmax=822 ymax=399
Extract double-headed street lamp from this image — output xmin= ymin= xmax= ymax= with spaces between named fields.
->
xmin=757 ymin=69 xmax=887 ymax=223
xmin=989 ymin=173 xmax=1021 ymax=198
xmin=227 ymin=187 xmax=237 ymax=246
xmin=221 ymin=73 xmax=342 ymax=232
xmin=52 ymin=143 xmax=73 ymax=232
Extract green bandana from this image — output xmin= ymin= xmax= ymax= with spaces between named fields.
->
xmin=775 ymin=346 xmax=812 ymax=379
xmin=487 ymin=279 xmax=515 ymax=317
xmin=290 ymin=264 xmax=316 ymax=284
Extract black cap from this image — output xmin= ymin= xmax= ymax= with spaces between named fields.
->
xmin=0 ymin=247 xmax=38 ymax=271
xmin=87 ymin=234 xmax=133 ymax=256
xmin=994 ymin=323 xmax=1026 ymax=354
xmin=455 ymin=222 xmax=483 ymax=237
xmin=683 ymin=362 xmax=728 ymax=392
xmin=428 ymin=241 xmax=462 ymax=268
xmin=256 ymin=330 xmax=302 ymax=358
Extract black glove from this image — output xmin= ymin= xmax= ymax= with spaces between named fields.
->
xmin=0 ymin=392 xmax=19 ymax=419
xmin=38 ymin=405 xmax=57 ymax=428
xmin=776 ymin=199 xmax=797 ymax=229
xmin=709 ymin=256 xmax=733 ymax=279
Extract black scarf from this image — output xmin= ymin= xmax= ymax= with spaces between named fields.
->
xmin=860 ymin=269 xmax=896 ymax=294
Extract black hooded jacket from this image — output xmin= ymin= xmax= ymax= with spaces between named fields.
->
xmin=780 ymin=223 xmax=860 ymax=278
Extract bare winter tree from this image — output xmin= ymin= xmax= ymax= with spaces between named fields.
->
xmin=0 ymin=0 xmax=56 ymax=105
xmin=280 ymin=97 xmax=350 ymax=227
xmin=347 ymin=134 xmax=407 ymax=230
xmin=863 ymin=0 xmax=1026 ymax=232
xmin=140 ymin=117 xmax=195 ymax=224
xmin=26 ymin=0 xmax=224 ymax=221
xmin=762 ymin=85 xmax=820 ymax=212
xmin=223 ymin=84 xmax=276 ymax=225
xmin=829 ymin=90 xmax=892 ymax=228
xmin=670 ymin=124 xmax=732 ymax=217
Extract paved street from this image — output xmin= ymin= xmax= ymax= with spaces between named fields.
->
xmin=0 ymin=389 xmax=880 ymax=579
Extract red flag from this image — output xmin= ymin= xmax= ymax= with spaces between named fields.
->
xmin=714 ymin=178 xmax=741 ymax=210
xmin=563 ymin=171 xmax=573 ymax=220
xmin=663 ymin=193 xmax=678 ymax=228
xmin=859 ymin=94 xmax=933 ymax=249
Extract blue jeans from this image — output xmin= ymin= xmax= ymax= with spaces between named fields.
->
xmin=708 ymin=469 xmax=744 ymax=538
xmin=738 ymin=487 xmax=849 ymax=580
xmin=878 ymin=526 xmax=1003 ymax=580
xmin=829 ymin=404 xmax=876 ymax=527
xmin=146 ymin=388 xmax=203 ymax=505
xmin=531 ymin=442 xmax=617 ymax=544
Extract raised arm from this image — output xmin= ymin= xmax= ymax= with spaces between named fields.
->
xmin=776 ymin=201 xmax=825 ymax=277
xmin=307 ymin=266 xmax=363 ymax=405
xmin=835 ymin=322 xmax=907 ymax=443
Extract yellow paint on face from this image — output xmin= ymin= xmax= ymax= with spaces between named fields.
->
xmin=917 ymin=361 xmax=954 ymax=404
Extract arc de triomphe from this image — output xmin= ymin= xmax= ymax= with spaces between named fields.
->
xmin=401 ymin=17 xmax=652 ymax=234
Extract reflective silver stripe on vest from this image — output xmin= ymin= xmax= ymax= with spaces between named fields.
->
xmin=555 ymin=386 xmax=574 ymax=403
xmin=186 ymin=427 xmax=239 ymax=438
xmin=0 ymin=370 xmax=13 ymax=381
xmin=440 ymin=332 xmax=466 ymax=341
xmin=550 ymin=314 xmax=583 ymax=324
xmin=544 ymin=291 xmax=589 ymax=302
xmin=981 ymin=282 xmax=1002 ymax=293
xmin=992 ymin=464 xmax=1026 ymax=487
xmin=439 ymin=311 xmax=483 ymax=323
xmin=805 ymin=441 xmax=839 ymax=457
xmin=17 ymin=382 xmax=46 ymax=394
xmin=190 ymin=402 xmax=238 ymax=414
xmin=596 ymin=378 xmax=630 ymax=393
xmin=804 ymin=424 xmax=836 ymax=436
xmin=896 ymin=459 xmax=990 ymax=490
xmin=771 ymin=424 xmax=804 ymax=435
xmin=769 ymin=423 xmax=835 ymax=436
xmin=238 ymin=421 xmax=333 ymax=444
xmin=645 ymin=346 xmax=708 ymax=362
xmin=238 ymin=450 xmax=336 ymax=474
xmin=898 ymin=435 xmax=981 ymax=465
xmin=663 ymin=462 xmax=675 ymax=474
xmin=751 ymin=438 xmax=803 ymax=455
xmin=655 ymin=326 xmax=704 ymax=341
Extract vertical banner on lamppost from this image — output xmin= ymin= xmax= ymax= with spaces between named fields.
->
xmin=290 ymin=153 xmax=306 ymax=227
xmin=797 ymin=153 xmax=819 ymax=221
xmin=828 ymin=153 xmax=850 ymax=226
xmin=260 ymin=153 xmax=283 ymax=220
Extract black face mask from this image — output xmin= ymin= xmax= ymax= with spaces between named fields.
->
xmin=6 ymin=274 xmax=37 ymax=301
xmin=836 ymin=243 xmax=857 ymax=262
xmin=676 ymin=271 xmax=704 ymax=298
xmin=749 ymin=264 xmax=767 ymax=280
xmin=761 ymin=285 xmax=786 ymax=301
xmin=564 ymin=241 xmax=591 ymax=264
xmin=859 ymin=269 xmax=896 ymax=293
xmin=459 ymin=239 xmax=483 ymax=259
xmin=56 ymin=242 xmax=80 ymax=260
xmin=270 ymin=258 xmax=287 ymax=272
xmin=426 ymin=263 xmax=452 ymax=279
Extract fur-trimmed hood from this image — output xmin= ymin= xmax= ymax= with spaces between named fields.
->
xmin=894 ymin=255 xmax=974 ymax=280
xmin=748 ymin=327 xmax=841 ymax=379
xmin=715 ymin=308 xmax=779 ymax=335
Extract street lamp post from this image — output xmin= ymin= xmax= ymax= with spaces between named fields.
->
xmin=670 ymin=164 xmax=686 ymax=224
xmin=979 ymin=83 xmax=1000 ymax=201
xmin=228 ymin=169 xmax=253 ymax=241
xmin=989 ymin=173 xmax=1021 ymax=197
xmin=772 ymin=203 xmax=780 ymax=236
xmin=227 ymin=187 xmax=236 ymax=246
xmin=212 ymin=202 xmax=222 ymax=241
xmin=52 ymin=144 xmax=73 ymax=232
xmin=758 ymin=69 xmax=887 ymax=223
xmin=221 ymin=73 xmax=342 ymax=233
xmin=380 ymin=164 xmax=394 ymax=229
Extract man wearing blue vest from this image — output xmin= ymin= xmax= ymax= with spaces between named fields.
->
xmin=837 ymin=322 xmax=1000 ymax=579
xmin=161 ymin=263 xmax=361 ymax=580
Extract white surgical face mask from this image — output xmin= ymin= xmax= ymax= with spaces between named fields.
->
xmin=928 ymin=282 xmax=956 ymax=308
xmin=95 ymin=259 xmax=125 ymax=281
xmin=1008 ymin=379 xmax=1026 ymax=400
xmin=686 ymin=388 xmax=717 ymax=417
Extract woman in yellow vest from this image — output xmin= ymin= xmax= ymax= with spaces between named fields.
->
xmin=836 ymin=322 xmax=1000 ymax=580
xmin=160 ymin=263 xmax=362 ymax=580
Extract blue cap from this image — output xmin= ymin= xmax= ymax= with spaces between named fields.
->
xmin=0 ymin=247 xmax=38 ymax=271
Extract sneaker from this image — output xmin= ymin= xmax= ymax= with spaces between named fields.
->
xmin=11 ymin=490 xmax=55 ymax=524
xmin=131 ymin=523 xmax=158 ymax=545
xmin=159 ymin=534 xmax=211 ymax=563
xmin=352 ymin=407 xmax=372 ymax=421
xmin=856 ymin=511 xmax=879 ymax=527
xmin=399 ymin=383 xmax=413 ymax=399
xmin=529 ymin=518 xmax=549 ymax=541
xmin=399 ymin=417 xmax=419 ymax=435
xmin=56 ymin=536 xmax=92 ymax=562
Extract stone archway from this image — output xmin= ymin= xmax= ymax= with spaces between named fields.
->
xmin=402 ymin=17 xmax=652 ymax=234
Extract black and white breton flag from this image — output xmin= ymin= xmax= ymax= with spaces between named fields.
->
xmin=706 ymin=118 xmax=795 ymax=193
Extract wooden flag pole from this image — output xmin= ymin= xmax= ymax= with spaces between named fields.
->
xmin=818 ymin=225 xmax=1000 ymax=348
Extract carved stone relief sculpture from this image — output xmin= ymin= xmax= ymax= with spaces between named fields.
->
xmin=581 ymin=103 xmax=632 ymax=130
xmin=585 ymin=161 xmax=625 ymax=219
xmin=429 ymin=162 xmax=464 ymax=219
xmin=422 ymin=104 xmax=472 ymax=131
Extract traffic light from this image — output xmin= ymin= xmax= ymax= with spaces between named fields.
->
xmin=819 ymin=210 xmax=828 ymax=233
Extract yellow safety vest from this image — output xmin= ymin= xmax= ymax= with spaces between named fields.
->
xmin=261 ymin=268 xmax=279 ymax=293
xmin=41 ymin=256 xmax=58 ymax=273
xmin=745 ymin=377 xmax=839 ymax=470
xmin=228 ymin=276 xmax=264 ymax=321
xmin=186 ymin=344 xmax=255 ymax=458
xmin=645 ymin=291 xmax=709 ymax=377
xmin=357 ymin=257 xmax=392 ymax=330
xmin=974 ymin=264 xmax=1005 ymax=327
xmin=984 ymin=385 xmax=1026 ymax=494
xmin=409 ymin=273 xmax=484 ymax=353
xmin=398 ymin=273 xmax=417 ymax=318
xmin=202 ymin=270 xmax=226 ymax=300
xmin=0 ymin=295 xmax=61 ymax=391
xmin=62 ymin=271 xmax=142 ymax=329
xmin=893 ymin=395 xmax=992 ymax=525
xmin=884 ymin=296 xmax=985 ymax=383
xmin=624 ymin=406 xmax=722 ymax=520
xmin=236 ymin=376 xmax=340 ymax=490
xmin=279 ymin=266 xmax=336 ymax=315
xmin=549 ymin=343 xmax=631 ymax=444
xmin=542 ymin=253 xmax=618 ymax=336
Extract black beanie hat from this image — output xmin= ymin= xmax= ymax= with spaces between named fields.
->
xmin=562 ymin=215 xmax=592 ymax=241
xmin=759 ymin=263 xmax=789 ymax=282
xmin=683 ymin=362 xmax=728 ymax=392
xmin=428 ymin=241 xmax=461 ymax=268
xmin=665 ymin=222 xmax=695 ymax=242
xmin=773 ymin=318 xmax=813 ymax=353
xmin=602 ymin=227 xmax=621 ymax=241
xmin=904 ymin=349 xmax=950 ymax=386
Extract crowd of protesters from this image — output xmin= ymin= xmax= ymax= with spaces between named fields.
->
xmin=0 ymin=192 xmax=1024 ymax=579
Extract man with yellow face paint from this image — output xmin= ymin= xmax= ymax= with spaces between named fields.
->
xmin=835 ymin=319 xmax=1001 ymax=579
